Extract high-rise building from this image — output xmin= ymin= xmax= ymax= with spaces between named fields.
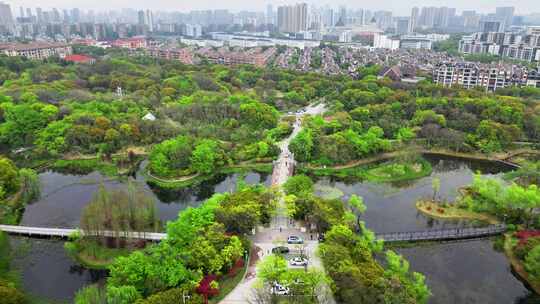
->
xmin=145 ymin=10 xmax=154 ymax=32
xmin=277 ymin=3 xmax=307 ymax=33
xmin=480 ymin=20 xmax=502 ymax=32
xmin=323 ymin=7 xmax=335 ymax=27
xmin=495 ymin=6 xmax=514 ymax=30
xmin=338 ymin=6 xmax=347 ymax=25
xmin=26 ymin=8 xmax=31 ymax=19
xmin=266 ymin=4 xmax=274 ymax=24
xmin=19 ymin=6 xmax=24 ymax=18
xmin=374 ymin=11 xmax=392 ymax=30
xmin=137 ymin=10 xmax=145 ymax=25
xmin=410 ymin=7 xmax=419 ymax=33
xmin=395 ymin=17 xmax=410 ymax=35
xmin=71 ymin=8 xmax=80 ymax=23
xmin=0 ymin=2 xmax=14 ymax=26
xmin=36 ymin=7 xmax=43 ymax=23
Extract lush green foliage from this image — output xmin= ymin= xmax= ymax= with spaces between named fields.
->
xmin=283 ymin=174 xmax=314 ymax=197
xmin=107 ymin=185 xmax=273 ymax=300
xmin=0 ymin=157 xmax=19 ymax=199
xmin=74 ymin=285 xmax=107 ymax=304
xmin=525 ymin=245 xmax=540 ymax=281
xmin=459 ymin=174 xmax=540 ymax=225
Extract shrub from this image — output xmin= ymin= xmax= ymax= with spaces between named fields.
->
xmin=135 ymin=288 xmax=203 ymax=304
xmin=74 ymin=285 xmax=106 ymax=304
xmin=0 ymin=285 xmax=26 ymax=304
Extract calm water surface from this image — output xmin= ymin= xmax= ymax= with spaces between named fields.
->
xmin=313 ymin=154 xmax=534 ymax=303
xmin=12 ymin=155 xmax=537 ymax=303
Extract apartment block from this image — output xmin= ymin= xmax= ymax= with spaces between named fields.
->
xmin=0 ymin=42 xmax=72 ymax=59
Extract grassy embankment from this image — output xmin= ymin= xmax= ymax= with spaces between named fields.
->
xmin=503 ymin=234 xmax=540 ymax=294
xmin=65 ymin=237 xmax=135 ymax=270
xmin=144 ymin=162 xmax=274 ymax=189
xmin=415 ymin=200 xmax=500 ymax=225
xmin=301 ymin=157 xmax=432 ymax=183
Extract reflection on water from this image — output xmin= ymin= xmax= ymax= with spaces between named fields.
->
xmin=14 ymin=155 xmax=535 ymax=303
xmin=396 ymin=239 xmax=538 ymax=304
xmin=313 ymin=155 xmax=535 ymax=304
xmin=10 ymin=237 xmax=107 ymax=302
xmin=21 ymin=169 xmax=271 ymax=228
xmin=313 ymin=154 xmax=513 ymax=234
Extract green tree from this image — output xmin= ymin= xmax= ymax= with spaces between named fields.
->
xmin=283 ymin=174 xmax=314 ymax=197
xmin=190 ymin=139 xmax=221 ymax=175
xmin=289 ymin=129 xmax=313 ymax=162
xmin=257 ymin=254 xmax=288 ymax=283
xmin=0 ymin=158 xmax=19 ymax=199
xmin=525 ymin=245 xmax=540 ymax=282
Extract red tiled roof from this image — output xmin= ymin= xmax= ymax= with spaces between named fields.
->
xmin=64 ymin=54 xmax=94 ymax=63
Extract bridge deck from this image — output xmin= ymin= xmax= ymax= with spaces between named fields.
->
xmin=376 ymin=224 xmax=506 ymax=243
xmin=0 ymin=225 xmax=166 ymax=241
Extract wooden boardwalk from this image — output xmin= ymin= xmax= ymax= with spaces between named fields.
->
xmin=0 ymin=224 xmax=166 ymax=241
xmin=376 ymin=224 xmax=506 ymax=243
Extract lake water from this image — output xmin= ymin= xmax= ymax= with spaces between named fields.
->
xmin=312 ymin=154 xmax=535 ymax=303
xmin=9 ymin=155 xmax=536 ymax=303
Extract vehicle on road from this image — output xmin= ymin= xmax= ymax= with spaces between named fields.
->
xmin=289 ymin=257 xmax=308 ymax=266
xmin=287 ymin=235 xmax=304 ymax=244
xmin=272 ymin=246 xmax=290 ymax=254
xmin=271 ymin=282 xmax=290 ymax=295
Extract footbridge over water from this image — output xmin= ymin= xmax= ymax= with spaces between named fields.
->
xmin=376 ymin=224 xmax=506 ymax=243
xmin=0 ymin=224 xmax=166 ymax=241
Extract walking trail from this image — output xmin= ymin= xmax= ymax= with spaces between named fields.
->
xmin=220 ymin=103 xmax=335 ymax=303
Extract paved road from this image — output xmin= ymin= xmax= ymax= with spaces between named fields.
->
xmin=221 ymin=103 xmax=334 ymax=304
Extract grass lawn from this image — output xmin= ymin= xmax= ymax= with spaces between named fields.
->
xmin=67 ymin=239 xmax=133 ymax=269
xmin=303 ymin=158 xmax=432 ymax=183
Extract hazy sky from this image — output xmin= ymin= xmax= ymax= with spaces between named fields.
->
xmin=6 ymin=0 xmax=540 ymax=16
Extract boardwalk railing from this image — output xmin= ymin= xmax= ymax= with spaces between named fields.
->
xmin=0 ymin=224 xmax=166 ymax=241
xmin=376 ymin=224 xmax=506 ymax=243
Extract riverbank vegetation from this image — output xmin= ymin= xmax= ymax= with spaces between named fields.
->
xmin=73 ymin=183 xmax=276 ymax=303
xmin=0 ymin=157 xmax=40 ymax=224
xmin=416 ymin=173 xmax=540 ymax=226
xmin=284 ymin=175 xmax=431 ymax=303
xmin=65 ymin=181 xmax=159 ymax=268
xmin=301 ymin=156 xmax=432 ymax=183
xmin=0 ymin=232 xmax=26 ymax=304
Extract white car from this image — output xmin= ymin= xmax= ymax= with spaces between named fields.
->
xmin=289 ymin=257 xmax=308 ymax=266
xmin=271 ymin=283 xmax=290 ymax=295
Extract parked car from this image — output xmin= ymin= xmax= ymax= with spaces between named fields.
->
xmin=287 ymin=235 xmax=304 ymax=244
xmin=289 ymin=257 xmax=308 ymax=266
xmin=271 ymin=282 xmax=290 ymax=295
xmin=272 ymin=246 xmax=290 ymax=254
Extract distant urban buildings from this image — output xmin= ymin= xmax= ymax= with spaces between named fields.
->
xmin=433 ymin=62 xmax=539 ymax=91
xmin=0 ymin=42 xmax=72 ymax=59
xmin=277 ymin=3 xmax=308 ymax=33
xmin=458 ymin=27 xmax=540 ymax=62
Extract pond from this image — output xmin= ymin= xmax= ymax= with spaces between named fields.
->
xmin=313 ymin=153 xmax=516 ymax=233
xmin=20 ymin=167 xmax=271 ymax=228
xmin=10 ymin=154 xmax=535 ymax=303
xmin=313 ymin=154 xmax=534 ymax=303
xmin=12 ymin=166 xmax=270 ymax=302
xmin=9 ymin=236 xmax=107 ymax=303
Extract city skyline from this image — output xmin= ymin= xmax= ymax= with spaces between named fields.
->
xmin=5 ymin=0 xmax=540 ymax=16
